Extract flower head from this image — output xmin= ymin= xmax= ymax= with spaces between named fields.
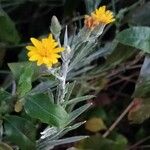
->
xmin=84 ymin=6 xmax=115 ymax=29
xmin=26 ymin=34 xmax=64 ymax=68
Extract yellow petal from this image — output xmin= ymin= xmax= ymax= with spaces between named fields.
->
xmin=30 ymin=38 xmax=43 ymax=50
xmin=26 ymin=46 xmax=37 ymax=51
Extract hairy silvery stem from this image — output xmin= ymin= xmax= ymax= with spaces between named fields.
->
xmin=57 ymin=45 xmax=71 ymax=104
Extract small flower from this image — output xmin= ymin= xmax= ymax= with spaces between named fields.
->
xmin=26 ymin=34 xmax=64 ymax=68
xmin=84 ymin=6 xmax=115 ymax=29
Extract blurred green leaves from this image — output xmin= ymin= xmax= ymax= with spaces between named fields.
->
xmin=4 ymin=115 xmax=36 ymax=150
xmin=76 ymin=134 xmax=127 ymax=150
xmin=0 ymin=7 xmax=20 ymax=44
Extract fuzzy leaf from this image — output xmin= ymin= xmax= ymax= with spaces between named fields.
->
xmin=64 ymin=95 xmax=94 ymax=106
xmin=38 ymin=136 xmax=88 ymax=150
xmin=66 ymin=103 xmax=92 ymax=126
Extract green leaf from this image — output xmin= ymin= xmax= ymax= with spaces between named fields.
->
xmin=64 ymin=95 xmax=94 ymax=106
xmin=24 ymin=93 xmax=69 ymax=127
xmin=0 ymin=7 xmax=20 ymax=44
xmin=116 ymin=27 xmax=150 ymax=53
xmin=4 ymin=115 xmax=36 ymax=150
xmin=8 ymin=62 xmax=39 ymax=80
xmin=126 ymin=2 xmax=150 ymax=26
xmin=17 ymin=64 xmax=34 ymax=97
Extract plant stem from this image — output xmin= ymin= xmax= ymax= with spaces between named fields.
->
xmin=57 ymin=59 xmax=69 ymax=104
xmin=102 ymin=101 xmax=134 ymax=138
xmin=129 ymin=136 xmax=150 ymax=150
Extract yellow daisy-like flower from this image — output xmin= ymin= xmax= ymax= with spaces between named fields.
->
xmin=26 ymin=34 xmax=64 ymax=68
xmin=84 ymin=6 xmax=115 ymax=29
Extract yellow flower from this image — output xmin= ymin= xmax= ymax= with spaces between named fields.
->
xmin=84 ymin=6 xmax=115 ymax=29
xmin=85 ymin=117 xmax=107 ymax=132
xmin=26 ymin=34 xmax=64 ymax=68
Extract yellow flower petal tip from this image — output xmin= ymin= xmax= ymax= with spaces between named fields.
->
xmin=84 ymin=5 xmax=115 ymax=29
xmin=26 ymin=34 xmax=65 ymax=68
xmin=85 ymin=117 xmax=107 ymax=132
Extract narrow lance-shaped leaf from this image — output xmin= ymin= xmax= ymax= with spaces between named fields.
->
xmin=63 ymin=95 xmax=95 ymax=106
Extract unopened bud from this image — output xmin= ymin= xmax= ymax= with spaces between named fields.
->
xmin=50 ymin=16 xmax=62 ymax=37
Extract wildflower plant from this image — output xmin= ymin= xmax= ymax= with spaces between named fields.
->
xmin=0 ymin=5 xmax=116 ymax=150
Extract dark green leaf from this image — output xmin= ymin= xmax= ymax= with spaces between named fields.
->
xmin=116 ymin=27 xmax=150 ymax=53
xmin=4 ymin=115 xmax=36 ymax=150
xmin=0 ymin=7 xmax=20 ymax=44
xmin=24 ymin=93 xmax=69 ymax=127
xmin=126 ymin=2 xmax=150 ymax=26
xmin=0 ymin=89 xmax=12 ymax=114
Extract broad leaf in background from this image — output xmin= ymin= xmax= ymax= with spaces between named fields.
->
xmin=0 ymin=7 xmax=20 ymax=44
xmin=4 ymin=115 xmax=36 ymax=150
xmin=126 ymin=2 xmax=150 ymax=26
xmin=116 ymin=27 xmax=150 ymax=53
xmin=128 ymin=57 xmax=150 ymax=123
xmin=24 ymin=93 xmax=69 ymax=127
xmin=128 ymin=98 xmax=150 ymax=123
